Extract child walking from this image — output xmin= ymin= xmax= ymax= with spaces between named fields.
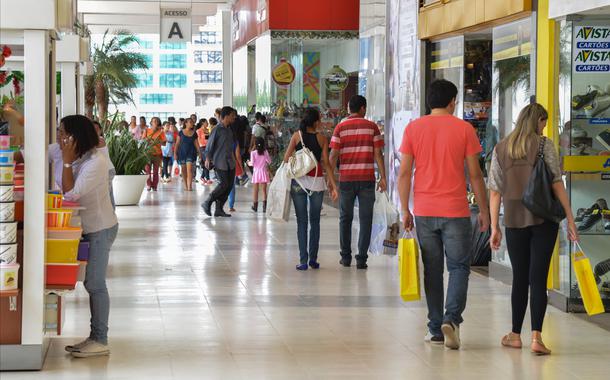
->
xmin=249 ymin=137 xmax=271 ymax=212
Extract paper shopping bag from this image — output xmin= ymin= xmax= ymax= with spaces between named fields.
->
xmin=398 ymin=233 xmax=421 ymax=302
xmin=572 ymin=242 xmax=604 ymax=316
xmin=266 ymin=164 xmax=291 ymax=222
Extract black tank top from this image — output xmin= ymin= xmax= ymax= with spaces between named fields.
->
xmin=296 ymin=131 xmax=322 ymax=162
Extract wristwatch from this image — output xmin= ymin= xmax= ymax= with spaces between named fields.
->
xmin=63 ymin=163 xmax=73 ymax=168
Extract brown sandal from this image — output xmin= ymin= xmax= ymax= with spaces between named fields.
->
xmin=531 ymin=338 xmax=551 ymax=356
xmin=501 ymin=333 xmax=522 ymax=349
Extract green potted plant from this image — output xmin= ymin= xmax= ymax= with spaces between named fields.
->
xmin=104 ymin=114 xmax=154 ymax=205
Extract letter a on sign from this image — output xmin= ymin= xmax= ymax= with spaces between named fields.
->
xmin=160 ymin=8 xmax=191 ymax=43
xmin=168 ymin=22 xmax=183 ymax=39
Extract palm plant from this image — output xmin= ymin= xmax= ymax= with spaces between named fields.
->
xmin=85 ymin=30 xmax=148 ymax=121
xmin=104 ymin=113 xmax=154 ymax=175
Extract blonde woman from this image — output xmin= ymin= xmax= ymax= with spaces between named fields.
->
xmin=488 ymin=103 xmax=579 ymax=355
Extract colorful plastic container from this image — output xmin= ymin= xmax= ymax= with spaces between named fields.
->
xmin=0 ymin=165 xmax=14 ymax=185
xmin=45 ymin=263 xmax=79 ymax=287
xmin=0 ymin=136 xmax=11 ymax=150
xmin=0 ymin=263 xmax=19 ymax=290
xmin=47 ymin=209 xmax=73 ymax=228
xmin=77 ymin=241 xmax=90 ymax=261
xmin=47 ymin=227 xmax=83 ymax=240
xmin=0 ymin=244 xmax=17 ymax=264
xmin=0 ymin=202 xmax=15 ymax=222
xmin=0 ymin=150 xmax=14 ymax=165
xmin=46 ymin=239 xmax=80 ymax=263
xmin=47 ymin=193 xmax=63 ymax=209
xmin=0 ymin=185 xmax=13 ymax=202
xmin=0 ymin=222 xmax=17 ymax=244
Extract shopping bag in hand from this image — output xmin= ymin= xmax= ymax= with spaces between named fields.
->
xmin=398 ymin=232 xmax=421 ymax=302
xmin=572 ymin=242 xmax=604 ymax=316
xmin=266 ymin=163 xmax=291 ymax=222
xmin=369 ymin=191 xmax=400 ymax=256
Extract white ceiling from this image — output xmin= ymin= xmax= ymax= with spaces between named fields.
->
xmin=78 ymin=0 xmax=233 ymax=34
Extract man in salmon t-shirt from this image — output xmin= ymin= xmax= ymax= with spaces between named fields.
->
xmin=397 ymin=79 xmax=489 ymax=350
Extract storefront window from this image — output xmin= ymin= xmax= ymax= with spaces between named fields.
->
xmin=428 ymin=36 xmax=464 ymax=117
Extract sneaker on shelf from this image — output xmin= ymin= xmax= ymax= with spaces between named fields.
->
xmin=572 ymin=126 xmax=588 ymax=138
xmin=577 ymin=199 xmax=607 ymax=231
xmin=575 ymin=208 xmax=588 ymax=223
xmin=70 ymin=340 xmax=110 ymax=358
xmin=441 ymin=322 xmax=460 ymax=350
xmin=424 ymin=332 xmax=445 ymax=345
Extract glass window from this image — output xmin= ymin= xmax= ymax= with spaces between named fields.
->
xmin=194 ymin=31 xmax=220 ymax=45
xmin=124 ymin=37 xmax=153 ymax=50
xmin=428 ymin=36 xmax=465 ymax=117
xmin=159 ymin=73 xmax=187 ymax=88
xmin=142 ymin=54 xmax=153 ymax=68
xmin=195 ymin=93 xmax=222 ymax=107
xmin=140 ymin=93 xmax=174 ymax=104
xmin=160 ymin=54 xmax=187 ymax=69
xmin=135 ymin=73 xmax=153 ymax=88
xmin=194 ymin=51 xmax=223 ymax=64
xmin=159 ymin=42 xmax=187 ymax=50
xmin=194 ymin=70 xmax=222 ymax=83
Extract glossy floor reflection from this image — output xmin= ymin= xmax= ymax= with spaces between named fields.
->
xmin=6 ymin=180 xmax=610 ymax=379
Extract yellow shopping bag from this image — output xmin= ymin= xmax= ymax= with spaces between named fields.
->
xmin=398 ymin=232 xmax=421 ymax=302
xmin=572 ymin=242 xmax=604 ymax=316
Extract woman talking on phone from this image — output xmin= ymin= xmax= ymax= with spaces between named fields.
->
xmin=51 ymin=115 xmax=119 ymax=358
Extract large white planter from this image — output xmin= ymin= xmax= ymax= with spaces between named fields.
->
xmin=112 ymin=175 xmax=147 ymax=206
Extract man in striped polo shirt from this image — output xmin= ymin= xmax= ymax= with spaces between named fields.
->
xmin=330 ymin=95 xmax=387 ymax=269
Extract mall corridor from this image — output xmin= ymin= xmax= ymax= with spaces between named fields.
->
xmin=3 ymin=183 xmax=609 ymax=380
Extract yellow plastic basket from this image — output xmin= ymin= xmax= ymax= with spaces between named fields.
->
xmin=46 ymin=239 xmax=80 ymax=263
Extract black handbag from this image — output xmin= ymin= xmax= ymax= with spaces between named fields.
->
xmin=522 ymin=137 xmax=566 ymax=223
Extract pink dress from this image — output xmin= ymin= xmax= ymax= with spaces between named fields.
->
xmin=250 ymin=150 xmax=271 ymax=184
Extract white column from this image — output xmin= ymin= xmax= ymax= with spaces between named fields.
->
xmin=221 ymin=9 xmax=232 ymax=106
xmin=60 ymin=62 xmax=77 ymax=117
xmin=22 ymin=29 xmax=51 ymax=346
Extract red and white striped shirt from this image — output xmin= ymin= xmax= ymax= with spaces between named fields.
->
xmin=330 ymin=116 xmax=384 ymax=182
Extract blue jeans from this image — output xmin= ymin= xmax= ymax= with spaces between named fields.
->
xmin=415 ymin=216 xmax=472 ymax=336
xmin=339 ymin=181 xmax=376 ymax=263
xmin=83 ymin=223 xmax=119 ymax=345
xmin=291 ymin=180 xmax=324 ymax=265
xmin=228 ymin=178 xmax=237 ymax=208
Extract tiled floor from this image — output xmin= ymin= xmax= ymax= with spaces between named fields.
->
xmin=5 ymin=181 xmax=610 ymax=379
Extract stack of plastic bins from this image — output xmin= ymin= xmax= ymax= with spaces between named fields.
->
xmin=45 ymin=194 xmax=81 ymax=288
xmin=0 ymin=139 xmax=18 ymax=292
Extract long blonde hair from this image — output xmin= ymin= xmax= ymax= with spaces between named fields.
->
xmin=507 ymin=103 xmax=548 ymax=160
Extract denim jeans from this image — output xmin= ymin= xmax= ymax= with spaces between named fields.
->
xmin=228 ymin=177 xmax=237 ymax=208
xmin=291 ymin=180 xmax=324 ymax=265
xmin=83 ymin=223 xmax=119 ymax=345
xmin=339 ymin=181 xmax=376 ymax=263
xmin=415 ymin=216 xmax=472 ymax=336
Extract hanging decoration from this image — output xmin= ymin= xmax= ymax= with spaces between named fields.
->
xmin=0 ymin=45 xmax=23 ymax=97
xmin=272 ymin=58 xmax=296 ymax=87
xmin=324 ymin=65 xmax=349 ymax=93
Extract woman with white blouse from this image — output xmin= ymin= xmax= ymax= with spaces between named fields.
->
xmin=51 ymin=115 xmax=119 ymax=358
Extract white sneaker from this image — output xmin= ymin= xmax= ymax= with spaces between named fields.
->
xmin=441 ymin=322 xmax=461 ymax=350
xmin=70 ymin=340 xmax=110 ymax=358
xmin=65 ymin=338 xmax=92 ymax=353
xmin=424 ymin=332 xmax=445 ymax=345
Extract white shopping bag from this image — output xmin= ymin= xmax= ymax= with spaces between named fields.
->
xmin=266 ymin=163 xmax=291 ymax=222
xmin=369 ymin=191 xmax=400 ymax=256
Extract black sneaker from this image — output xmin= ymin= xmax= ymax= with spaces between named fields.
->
xmin=441 ymin=322 xmax=460 ymax=350
xmin=356 ymin=262 xmax=368 ymax=270
xmin=339 ymin=257 xmax=351 ymax=267
xmin=578 ymin=207 xmax=602 ymax=231
xmin=424 ymin=332 xmax=444 ymax=345
xmin=201 ymin=201 xmax=211 ymax=216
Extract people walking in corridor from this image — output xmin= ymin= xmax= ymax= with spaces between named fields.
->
xmin=285 ymin=107 xmax=338 ymax=270
xmin=174 ymin=118 xmax=202 ymax=192
xmin=397 ymin=79 xmax=490 ymax=350
xmin=57 ymin=115 xmax=119 ymax=358
xmin=197 ymin=118 xmax=212 ymax=185
xmin=329 ymin=95 xmax=386 ymax=270
xmin=144 ymin=117 xmax=166 ymax=192
xmin=249 ymin=137 xmax=271 ymax=213
xmin=202 ymin=106 xmax=238 ymax=217
xmin=488 ymin=103 xmax=579 ymax=355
